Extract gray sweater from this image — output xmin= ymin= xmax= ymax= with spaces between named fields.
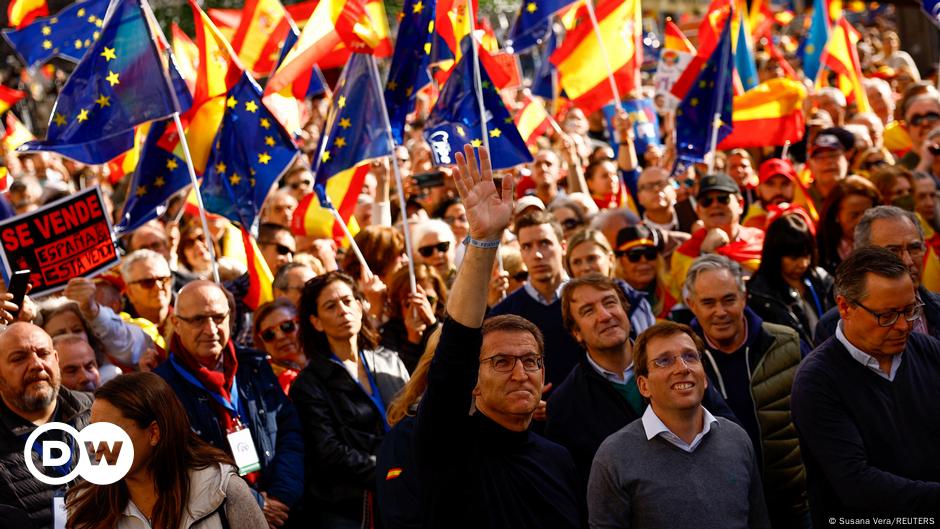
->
xmin=587 ymin=417 xmax=771 ymax=529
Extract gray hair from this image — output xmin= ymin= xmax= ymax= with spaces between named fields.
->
xmin=853 ymin=205 xmax=924 ymax=249
xmin=682 ymin=254 xmax=746 ymax=303
xmin=817 ymin=87 xmax=847 ymax=107
xmin=412 ymin=219 xmax=456 ymax=248
xmin=834 ymin=247 xmax=910 ymax=302
xmin=272 ymin=262 xmax=310 ymax=291
xmin=863 ymin=78 xmax=892 ymax=100
xmin=120 ymin=249 xmax=170 ymax=283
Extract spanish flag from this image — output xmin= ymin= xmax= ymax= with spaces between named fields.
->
xmin=0 ymin=84 xmax=26 ymax=115
xmin=550 ymin=0 xmax=641 ymax=113
xmin=514 ymin=94 xmax=552 ymax=145
xmin=1 ymin=112 xmax=34 ymax=154
xmin=241 ymin=226 xmax=275 ymax=310
xmin=664 ymin=18 xmax=695 ymax=54
xmin=7 ymin=0 xmax=48 ymax=29
xmin=669 ymin=228 xmax=764 ymax=298
xmin=171 ymin=23 xmax=198 ymax=95
xmin=291 ymin=166 xmax=365 ymax=244
xmin=718 ymin=78 xmax=806 ymax=150
xmin=816 ymin=16 xmax=870 ymax=113
xmin=228 ymin=0 xmax=293 ymax=79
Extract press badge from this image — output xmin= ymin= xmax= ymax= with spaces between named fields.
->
xmin=226 ymin=425 xmax=261 ymax=476
xmin=53 ymin=493 xmax=66 ymax=529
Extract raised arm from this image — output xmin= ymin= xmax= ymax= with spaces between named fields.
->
xmin=446 ymin=145 xmax=513 ymax=328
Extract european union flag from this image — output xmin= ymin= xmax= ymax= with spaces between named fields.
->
xmin=18 ymin=0 xmax=186 ymax=164
xmin=114 ymin=119 xmax=189 ymax=234
xmin=201 ymin=73 xmax=299 ymax=229
xmin=799 ymin=0 xmax=830 ymax=83
xmin=923 ymin=0 xmax=940 ymax=28
xmin=507 ymin=0 xmax=572 ymax=52
xmin=385 ymin=0 xmax=436 ymax=145
xmin=674 ymin=16 xmax=733 ymax=165
xmin=314 ymin=53 xmax=391 ymax=190
xmin=424 ymin=44 xmax=533 ymax=170
xmin=531 ymin=26 xmax=559 ymax=100
xmin=2 ymin=0 xmax=110 ymax=70
xmin=734 ymin=12 xmax=759 ymax=92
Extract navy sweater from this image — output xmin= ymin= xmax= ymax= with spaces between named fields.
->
xmin=489 ymin=287 xmax=584 ymax=388
xmin=416 ymin=318 xmax=583 ymax=529
xmin=791 ymin=333 xmax=940 ymax=524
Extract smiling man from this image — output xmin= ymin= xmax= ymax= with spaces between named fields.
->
xmin=792 ymin=248 xmax=940 ymax=524
xmin=588 ymin=321 xmax=770 ymax=529
xmin=684 ymin=255 xmax=809 ymax=528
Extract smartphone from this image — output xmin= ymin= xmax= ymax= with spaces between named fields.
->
xmin=7 ymin=269 xmax=30 ymax=320
xmin=413 ymin=171 xmax=445 ymax=189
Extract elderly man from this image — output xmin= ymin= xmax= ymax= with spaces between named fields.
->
xmin=547 ymin=274 xmax=734 ymax=493
xmin=806 ymin=127 xmax=853 ymax=209
xmin=154 ymin=281 xmax=304 ymax=528
xmin=126 ymin=220 xmax=197 ymax=291
xmin=0 ymin=323 xmax=92 ymax=528
xmin=54 ymin=335 xmax=100 ymax=392
xmin=685 ymin=255 xmax=809 ymax=528
xmin=792 ymin=248 xmax=940 ymax=524
xmin=417 ymin=146 xmax=582 ymax=528
xmin=898 ymin=93 xmax=940 ymax=170
xmin=261 ymin=189 xmax=298 ymax=229
xmin=588 ymin=321 xmax=770 ymax=529
xmin=272 ymin=262 xmax=316 ymax=307
xmin=815 ymin=206 xmax=940 ymax=342
xmin=671 ymin=172 xmax=765 ymax=294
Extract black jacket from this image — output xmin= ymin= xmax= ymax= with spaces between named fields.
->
xmin=289 ymin=348 xmax=408 ymax=522
xmin=747 ymin=267 xmax=833 ymax=347
xmin=0 ymin=389 xmax=92 ymax=529
xmin=544 ymin=354 xmax=738 ymax=494
xmin=815 ymin=285 xmax=940 ymax=344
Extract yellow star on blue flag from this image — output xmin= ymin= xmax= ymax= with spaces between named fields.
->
xmin=200 ymin=73 xmax=299 ymax=228
xmin=17 ymin=0 xmax=190 ymax=164
xmin=2 ymin=0 xmax=110 ymax=70
xmin=385 ymin=0 xmax=435 ymax=144
xmin=507 ymin=0 xmax=572 ymax=52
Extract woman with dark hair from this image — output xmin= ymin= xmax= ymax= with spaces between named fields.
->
xmin=253 ymin=299 xmax=307 ymax=394
xmin=176 ymin=224 xmax=216 ymax=280
xmin=67 ymin=372 xmax=265 ymax=529
xmin=748 ymin=214 xmax=834 ymax=346
xmin=340 ymin=225 xmax=408 ymax=325
xmin=816 ymin=175 xmax=882 ymax=273
xmin=380 ymin=264 xmax=445 ymax=373
xmin=290 ymin=271 xmax=409 ymax=528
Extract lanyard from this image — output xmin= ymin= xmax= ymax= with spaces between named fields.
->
xmin=21 ymin=434 xmax=74 ymax=478
xmin=803 ymin=278 xmax=824 ymax=317
xmin=169 ymin=354 xmax=242 ymax=421
xmin=332 ymin=351 xmax=389 ymax=432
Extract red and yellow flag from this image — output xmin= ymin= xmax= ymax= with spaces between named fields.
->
xmin=291 ymin=164 xmax=365 ymax=246
xmin=816 ymin=17 xmax=870 ymax=113
xmin=0 ymin=84 xmax=26 ymax=115
xmin=514 ymin=94 xmax=552 ymax=145
xmin=550 ymin=0 xmax=641 ymax=113
xmin=664 ymin=18 xmax=695 ymax=54
xmin=6 ymin=0 xmax=47 ymax=29
xmin=171 ymin=23 xmax=199 ymax=96
xmin=718 ymin=78 xmax=806 ymax=149
xmin=229 ymin=0 xmax=294 ymax=79
xmin=1 ymin=112 xmax=34 ymax=154
xmin=241 ymin=226 xmax=275 ymax=310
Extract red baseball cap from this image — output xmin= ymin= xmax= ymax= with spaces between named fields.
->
xmin=758 ymin=158 xmax=797 ymax=184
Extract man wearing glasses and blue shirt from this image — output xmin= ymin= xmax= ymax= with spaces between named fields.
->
xmin=792 ymin=247 xmax=940 ymax=525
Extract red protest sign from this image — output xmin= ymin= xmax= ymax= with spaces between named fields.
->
xmin=0 ymin=186 xmax=119 ymax=296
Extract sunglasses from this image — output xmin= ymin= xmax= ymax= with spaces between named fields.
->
xmin=616 ymin=247 xmax=658 ymax=262
xmin=907 ymin=112 xmax=940 ymax=128
xmin=418 ymin=241 xmax=450 ymax=258
xmin=262 ymin=242 xmax=294 ymax=256
xmin=929 ymin=145 xmax=940 ymax=156
xmin=560 ymin=218 xmax=581 ymax=231
xmin=260 ymin=319 xmax=299 ymax=342
xmin=129 ymin=276 xmax=172 ymax=290
xmin=699 ymin=194 xmax=732 ymax=208
xmin=513 ymin=270 xmax=529 ymax=282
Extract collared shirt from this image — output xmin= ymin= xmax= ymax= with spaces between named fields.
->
xmin=585 ymin=352 xmax=634 ymax=383
xmin=641 ymin=405 xmax=719 ymax=452
xmin=643 ymin=210 xmax=679 ymax=233
xmin=836 ymin=322 xmax=903 ymax=381
xmin=523 ymin=277 xmax=568 ymax=305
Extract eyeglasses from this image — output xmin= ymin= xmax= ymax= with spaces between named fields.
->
xmin=907 ymin=112 xmax=940 ymax=128
xmin=560 ymin=218 xmax=581 ymax=231
xmin=176 ymin=312 xmax=229 ymax=327
xmin=261 ymin=242 xmax=294 ymax=257
xmin=418 ymin=241 xmax=450 ymax=258
xmin=129 ymin=276 xmax=172 ymax=290
xmin=260 ymin=319 xmax=299 ymax=342
xmin=289 ymin=179 xmax=312 ymax=189
xmin=679 ymin=178 xmax=696 ymax=188
xmin=616 ymin=247 xmax=658 ymax=262
xmin=480 ymin=354 xmax=544 ymax=372
xmin=849 ymin=299 xmax=923 ymax=327
xmin=884 ymin=242 xmax=925 ymax=258
xmin=443 ymin=214 xmax=467 ymax=225
xmin=650 ymin=351 xmax=702 ymax=369
xmin=513 ymin=270 xmax=529 ymax=282
xmin=699 ymin=194 xmax=732 ymax=208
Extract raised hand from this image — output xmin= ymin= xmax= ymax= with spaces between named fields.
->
xmin=453 ymin=145 xmax=512 ymax=241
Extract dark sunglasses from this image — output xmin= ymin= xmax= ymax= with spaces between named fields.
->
xmin=418 ymin=241 xmax=450 ymax=258
xmin=616 ymin=247 xmax=658 ymax=262
xmin=260 ymin=319 xmax=299 ymax=343
xmin=130 ymin=276 xmax=172 ymax=290
xmin=699 ymin=194 xmax=732 ymax=208
xmin=262 ymin=242 xmax=293 ymax=256
xmin=560 ymin=218 xmax=581 ymax=231
xmin=513 ymin=270 xmax=529 ymax=282
xmin=908 ymin=112 xmax=940 ymax=127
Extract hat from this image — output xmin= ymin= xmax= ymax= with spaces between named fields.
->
xmin=514 ymin=195 xmax=545 ymax=216
xmin=616 ymin=224 xmax=663 ymax=252
xmin=810 ymin=127 xmax=854 ymax=156
xmin=758 ymin=158 xmax=797 ymax=184
xmin=696 ymin=172 xmax=739 ymax=199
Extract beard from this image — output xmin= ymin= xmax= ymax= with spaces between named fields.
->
xmin=0 ymin=371 xmax=60 ymax=413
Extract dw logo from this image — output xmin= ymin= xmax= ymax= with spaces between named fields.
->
xmin=24 ymin=422 xmax=134 ymax=485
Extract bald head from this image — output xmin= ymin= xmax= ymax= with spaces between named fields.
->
xmin=172 ymin=281 xmax=232 ymax=365
xmin=0 ymin=323 xmax=61 ymax=418
xmin=54 ymin=335 xmax=99 ymax=392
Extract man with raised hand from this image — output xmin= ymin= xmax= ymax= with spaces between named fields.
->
xmin=416 ymin=146 xmax=582 ymax=529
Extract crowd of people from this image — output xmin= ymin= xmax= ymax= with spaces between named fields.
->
xmin=0 ymin=3 xmax=940 ymax=529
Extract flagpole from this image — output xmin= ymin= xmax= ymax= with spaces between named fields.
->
xmin=140 ymin=0 xmax=220 ymax=283
xmin=328 ymin=206 xmax=374 ymax=276
xmin=467 ymin=0 xmax=491 ymax=151
xmin=706 ymin=27 xmax=733 ymax=175
xmin=367 ymin=54 xmax=417 ymax=296
xmin=583 ymin=0 xmax=624 ymax=112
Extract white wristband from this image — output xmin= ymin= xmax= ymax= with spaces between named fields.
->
xmin=463 ymin=235 xmax=500 ymax=249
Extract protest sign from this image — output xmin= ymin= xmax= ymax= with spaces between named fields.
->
xmin=0 ymin=186 xmax=119 ymax=296
xmin=653 ymin=49 xmax=694 ymax=110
